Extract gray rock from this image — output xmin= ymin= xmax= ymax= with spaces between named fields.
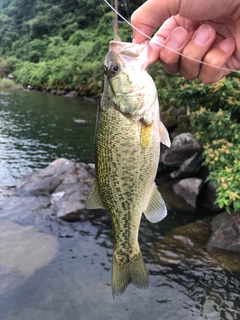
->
xmin=167 ymin=106 xmax=179 ymax=117
xmin=57 ymin=90 xmax=66 ymax=96
xmin=161 ymin=133 xmax=201 ymax=167
xmin=173 ymin=178 xmax=203 ymax=208
xmin=207 ymin=212 xmax=240 ymax=252
xmin=17 ymin=158 xmax=77 ymax=196
xmin=65 ymin=91 xmax=78 ymax=97
xmin=16 ymin=158 xmax=97 ymax=221
xmin=170 ymin=153 xmax=202 ymax=179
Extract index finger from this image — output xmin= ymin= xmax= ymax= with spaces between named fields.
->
xmin=131 ymin=0 xmax=180 ymax=43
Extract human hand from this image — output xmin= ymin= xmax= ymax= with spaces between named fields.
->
xmin=131 ymin=0 xmax=240 ymax=83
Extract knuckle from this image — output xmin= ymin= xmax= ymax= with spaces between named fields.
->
xmin=159 ymin=50 xmax=179 ymax=65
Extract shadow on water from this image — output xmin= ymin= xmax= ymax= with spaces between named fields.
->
xmin=0 ymin=89 xmax=240 ymax=320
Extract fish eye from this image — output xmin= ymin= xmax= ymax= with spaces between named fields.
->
xmin=112 ymin=64 xmax=119 ymax=72
xmin=109 ymin=63 xmax=119 ymax=75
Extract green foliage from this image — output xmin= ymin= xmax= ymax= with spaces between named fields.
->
xmin=0 ymin=0 xmax=144 ymax=93
xmin=191 ymin=108 xmax=240 ymax=213
xmin=150 ymin=66 xmax=240 ymax=119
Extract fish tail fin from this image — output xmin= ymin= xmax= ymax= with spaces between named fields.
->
xmin=112 ymin=250 xmax=149 ymax=299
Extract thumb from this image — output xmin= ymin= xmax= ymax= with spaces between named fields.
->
xmin=131 ymin=0 xmax=181 ymax=43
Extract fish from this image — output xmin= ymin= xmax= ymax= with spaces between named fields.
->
xmin=86 ymin=37 xmax=171 ymax=298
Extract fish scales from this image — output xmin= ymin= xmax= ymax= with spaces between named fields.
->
xmin=96 ymin=107 xmax=160 ymax=248
xmin=86 ymin=38 xmax=171 ymax=298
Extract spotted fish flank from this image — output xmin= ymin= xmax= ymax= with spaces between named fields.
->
xmin=86 ymin=38 xmax=170 ymax=298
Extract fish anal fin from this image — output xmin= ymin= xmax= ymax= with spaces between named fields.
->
xmin=140 ymin=123 xmax=153 ymax=148
xmin=112 ymin=250 xmax=149 ymax=299
xmin=143 ymin=183 xmax=167 ymax=223
xmin=86 ymin=180 xmax=106 ymax=210
xmin=159 ymin=121 xmax=171 ymax=148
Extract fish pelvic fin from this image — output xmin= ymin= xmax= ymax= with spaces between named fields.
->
xmin=112 ymin=250 xmax=149 ymax=299
xmin=143 ymin=183 xmax=167 ymax=223
xmin=86 ymin=180 xmax=106 ymax=210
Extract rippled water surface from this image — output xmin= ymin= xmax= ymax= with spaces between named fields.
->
xmin=0 ymin=89 xmax=240 ymax=320
xmin=0 ymin=89 xmax=96 ymax=187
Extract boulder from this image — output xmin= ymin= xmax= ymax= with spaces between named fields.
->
xmin=170 ymin=153 xmax=202 ymax=179
xmin=16 ymin=158 xmax=98 ymax=221
xmin=56 ymin=90 xmax=66 ymax=96
xmin=161 ymin=107 xmax=179 ymax=131
xmin=161 ymin=133 xmax=201 ymax=167
xmin=207 ymin=212 xmax=240 ymax=252
xmin=17 ymin=158 xmax=77 ymax=196
xmin=65 ymin=91 xmax=78 ymax=97
xmin=173 ymin=178 xmax=204 ymax=208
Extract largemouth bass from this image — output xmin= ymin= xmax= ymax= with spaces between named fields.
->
xmin=86 ymin=38 xmax=170 ymax=298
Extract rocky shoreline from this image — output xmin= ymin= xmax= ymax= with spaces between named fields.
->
xmin=0 ymin=157 xmax=237 ymax=254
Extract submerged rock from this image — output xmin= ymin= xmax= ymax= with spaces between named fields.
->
xmin=150 ymin=217 xmax=240 ymax=272
xmin=0 ymin=220 xmax=58 ymax=294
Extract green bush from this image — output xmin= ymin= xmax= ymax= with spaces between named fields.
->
xmin=0 ymin=78 xmax=20 ymax=88
xmin=191 ymin=108 xmax=240 ymax=213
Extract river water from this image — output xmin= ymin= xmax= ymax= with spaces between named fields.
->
xmin=0 ymin=89 xmax=240 ymax=320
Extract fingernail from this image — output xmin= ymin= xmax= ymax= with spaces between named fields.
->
xmin=168 ymin=27 xmax=188 ymax=50
xmin=193 ymin=24 xmax=213 ymax=45
xmin=218 ymin=38 xmax=235 ymax=53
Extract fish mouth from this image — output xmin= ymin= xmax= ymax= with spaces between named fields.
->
xmin=109 ymin=40 xmax=150 ymax=69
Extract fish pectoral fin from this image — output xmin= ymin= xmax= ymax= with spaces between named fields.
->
xmin=159 ymin=121 xmax=171 ymax=148
xmin=143 ymin=183 xmax=167 ymax=223
xmin=86 ymin=180 xmax=106 ymax=210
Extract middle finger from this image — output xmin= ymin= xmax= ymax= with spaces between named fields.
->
xmin=180 ymin=24 xmax=216 ymax=79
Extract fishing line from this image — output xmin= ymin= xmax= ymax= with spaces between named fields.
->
xmin=103 ymin=0 xmax=239 ymax=74
xmin=99 ymin=0 xmax=115 ymax=32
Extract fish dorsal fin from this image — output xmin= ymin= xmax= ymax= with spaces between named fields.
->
xmin=86 ymin=180 xmax=106 ymax=210
xmin=159 ymin=121 xmax=171 ymax=148
xmin=143 ymin=183 xmax=167 ymax=223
